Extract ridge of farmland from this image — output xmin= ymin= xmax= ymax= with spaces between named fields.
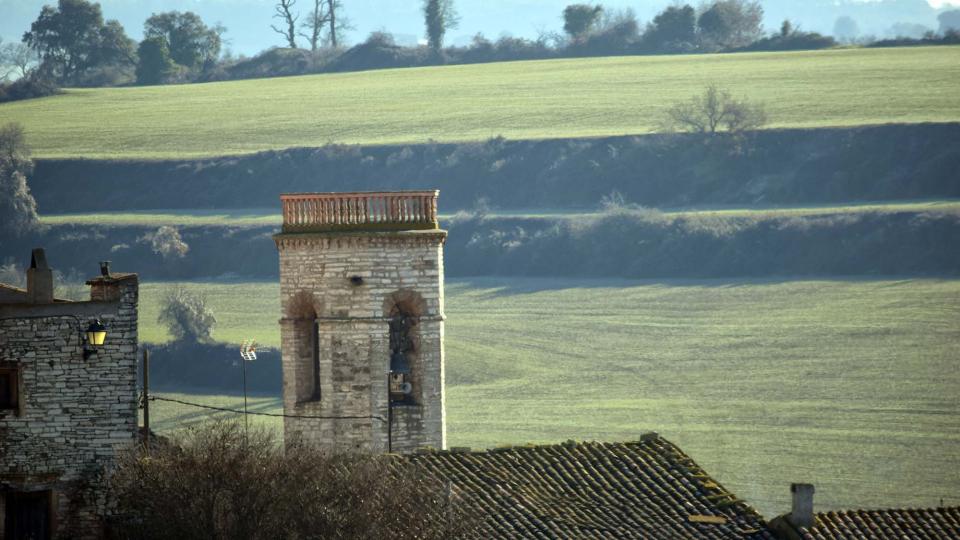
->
xmin=3 ymin=46 xmax=959 ymax=159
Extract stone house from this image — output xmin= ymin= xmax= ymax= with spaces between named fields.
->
xmin=0 ymin=249 xmax=138 ymax=540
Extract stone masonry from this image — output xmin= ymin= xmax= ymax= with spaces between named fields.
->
xmin=0 ymin=251 xmax=138 ymax=539
xmin=275 ymin=192 xmax=446 ymax=453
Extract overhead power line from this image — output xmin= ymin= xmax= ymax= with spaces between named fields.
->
xmin=147 ymin=394 xmax=387 ymax=423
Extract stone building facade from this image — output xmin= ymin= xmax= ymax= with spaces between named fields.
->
xmin=275 ymin=191 xmax=446 ymax=453
xmin=0 ymin=250 xmax=138 ymax=539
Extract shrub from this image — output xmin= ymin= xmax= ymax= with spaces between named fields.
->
xmin=221 ymin=47 xmax=316 ymax=81
xmin=0 ymin=122 xmax=38 ymax=237
xmin=147 ymin=225 xmax=189 ymax=259
xmin=0 ymin=72 xmax=59 ymax=103
xmin=574 ymin=9 xmax=640 ymax=55
xmin=157 ymin=286 xmax=216 ymax=343
xmin=741 ymin=24 xmax=836 ymax=52
xmin=662 ymin=84 xmax=766 ymax=138
xmin=136 ymin=36 xmax=176 ymax=85
xmin=109 ymin=421 xmax=464 ymax=540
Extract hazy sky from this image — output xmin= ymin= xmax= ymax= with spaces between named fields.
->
xmin=1 ymin=0 xmax=957 ymax=56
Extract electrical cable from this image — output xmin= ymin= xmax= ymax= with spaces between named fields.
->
xmin=148 ymin=394 xmax=388 ymax=423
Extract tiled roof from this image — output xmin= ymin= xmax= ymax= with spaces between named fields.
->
xmin=407 ymin=434 xmax=775 ymax=539
xmin=796 ymin=507 xmax=960 ymax=540
xmin=0 ymin=283 xmax=28 ymax=303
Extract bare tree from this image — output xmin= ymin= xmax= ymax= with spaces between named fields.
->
xmin=299 ymin=0 xmax=330 ymax=51
xmin=298 ymin=0 xmax=349 ymax=50
xmin=663 ymin=84 xmax=766 ymax=136
xmin=0 ymin=37 xmax=12 ymax=81
xmin=1 ymin=39 xmax=39 ymax=81
xmin=272 ymin=0 xmax=299 ymax=48
xmin=327 ymin=0 xmax=339 ymax=47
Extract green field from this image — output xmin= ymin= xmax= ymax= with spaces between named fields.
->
xmin=139 ymin=277 xmax=960 ymax=517
xmin=5 ymin=46 xmax=960 ymax=159
xmin=39 ymin=199 xmax=960 ymax=228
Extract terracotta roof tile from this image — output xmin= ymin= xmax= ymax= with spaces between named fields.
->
xmin=407 ymin=435 xmax=774 ymax=539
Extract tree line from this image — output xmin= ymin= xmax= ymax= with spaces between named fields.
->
xmin=3 ymin=0 xmax=959 ymax=99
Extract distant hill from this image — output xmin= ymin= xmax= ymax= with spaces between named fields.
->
xmin=3 ymin=46 xmax=959 ymax=160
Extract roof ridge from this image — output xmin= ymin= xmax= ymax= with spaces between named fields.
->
xmin=0 ymin=283 xmax=27 ymax=292
xmin=421 ymin=433 xmax=668 ymax=456
xmin=819 ymin=505 xmax=960 ymax=514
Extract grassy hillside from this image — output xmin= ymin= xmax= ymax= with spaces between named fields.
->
xmin=37 ymin=200 xmax=960 ymax=227
xmin=5 ymin=46 xmax=960 ymax=159
xmin=138 ymin=277 xmax=960 ymax=518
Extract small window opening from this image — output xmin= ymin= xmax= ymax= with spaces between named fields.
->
xmin=0 ymin=366 xmax=20 ymax=413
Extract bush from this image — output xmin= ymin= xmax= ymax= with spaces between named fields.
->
xmin=740 ymin=24 xmax=836 ymax=52
xmin=157 ymin=286 xmax=216 ymax=343
xmin=0 ymin=72 xmax=59 ymax=103
xmin=573 ymin=9 xmax=640 ymax=56
xmin=136 ymin=36 xmax=176 ymax=85
xmin=73 ymin=64 xmax=135 ymax=87
xmin=109 ymin=421 xmax=464 ymax=540
xmin=869 ymin=29 xmax=960 ymax=48
xmin=662 ymin=84 xmax=767 ymax=139
xmin=0 ymin=122 xmax=38 ymax=237
xmin=221 ymin=47 xmax=317 ymax=81
xmin=146 ymin=225 xmax=189 ymax=259
xmin=329 ymin=34 xmax=433 ymax=72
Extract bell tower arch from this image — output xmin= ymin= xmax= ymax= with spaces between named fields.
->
xmin=274 ymin=191 xmax=446 ymax=453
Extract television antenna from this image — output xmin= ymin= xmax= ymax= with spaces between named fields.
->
xmin=239 ymin=339 xmax=258 ymax=438
xmin=240 ymin=339 xmax=258 ymax=362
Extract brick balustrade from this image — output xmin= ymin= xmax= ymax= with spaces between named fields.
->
xmin=281 ymin=191 xmax=439 ymax=233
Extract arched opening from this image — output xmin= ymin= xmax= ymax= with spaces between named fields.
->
xmin=384 ymin=290 xmax=425 ymax=405
xmin=287 ymin=290 xmax=321 ymax=402
xmin=388 ymin=310 xmax=416 ymax=404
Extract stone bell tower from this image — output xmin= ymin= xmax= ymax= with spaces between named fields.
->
xmin=274 ymin=191 xmax=446 ymax=453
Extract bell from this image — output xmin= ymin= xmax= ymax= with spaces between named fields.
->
xmin=390 ymin=351 xmax=411 ymax=374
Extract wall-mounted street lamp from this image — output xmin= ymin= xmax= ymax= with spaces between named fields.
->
xmin=83 ymin=319 xmax=107 ymax=359
xmin=1 ymin=315 xmax=108 ymax=361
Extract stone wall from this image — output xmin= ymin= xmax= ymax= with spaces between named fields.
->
xmin=276 ymin=231 xmax=446 ymax=453
xmin=0 ymin=277 xmax=138 ymax=539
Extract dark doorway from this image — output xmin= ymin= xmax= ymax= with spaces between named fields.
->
xmin=5 ymin=490 xmax=52 ymax=540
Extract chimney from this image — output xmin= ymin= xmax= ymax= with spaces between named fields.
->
xmin=790 ymin=483 xmax=815 ymax=528
xmin=26 ymin=248 xmax=54 ymax=304
xmin=100 ymin=261 xmax=111 ymax=277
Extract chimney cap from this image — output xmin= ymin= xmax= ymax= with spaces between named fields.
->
xmin=30 ymin=248 xmax=49 ymax=270
xmin=791 ymin=483 xmax=815 ymax=493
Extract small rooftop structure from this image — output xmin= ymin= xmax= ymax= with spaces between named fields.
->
xmin=775 ymin=506 xmax=960 ymax=539
xmin=767 ymin=481 xmax=960 ymax=540
xmin=280 ymin=190 xmax=439 ymax=233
